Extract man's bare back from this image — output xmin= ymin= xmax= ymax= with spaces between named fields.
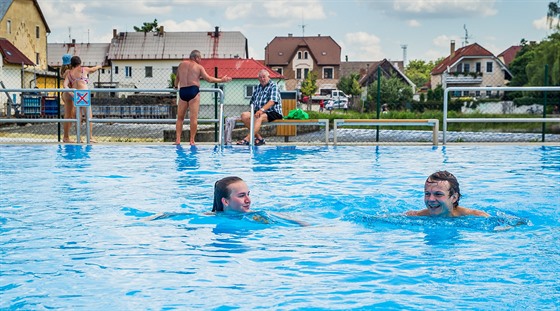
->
xmin=175 ymin=60 xmax=205 ymax=88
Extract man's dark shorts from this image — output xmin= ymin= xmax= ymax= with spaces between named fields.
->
xmin=179 ymin=86 xmax=200 ymax=102
xmin=254 ymin=110 xmax=283 ymax=122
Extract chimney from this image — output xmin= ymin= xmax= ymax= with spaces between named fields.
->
xmin=288 ymin=33 xmax=292 ymax=37
xmin=113 ymin=29 xmax=117 ymax=39
xmin=214 ymin=26 xmax=220 ymax=37
xmin=159 ymin=26 xmax=164 ymax=34
xmin=450 ymin=40 xmax=456 ymax=56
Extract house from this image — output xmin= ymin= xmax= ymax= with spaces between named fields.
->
xmin=197 ymin=58 xmax=284 ymax=108
xmin=47 ymin=27 xmax=249 ymax=96
xmin=264 ymin=34 xmax=341 ymax=92
xmin=106 ymin=27 xmax=248 ymax=91
xmin=431 ymin=41 xmax=512 ymax=98
xmin=358 ymin=59 xmax=416 ymax=93
xmin=0 ymin=0 xmax=51 ymax=116
xmin=498 ymin=45 xmax=522 ymax=67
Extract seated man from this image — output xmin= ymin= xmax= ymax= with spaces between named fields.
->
xmin=406 ymin=170 xmax=489 ymax=217
xmin=236 ymin=69 xmax=283 ymax=146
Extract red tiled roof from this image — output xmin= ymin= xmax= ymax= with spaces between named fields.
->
xmin=431 ymin=43 xmax=494 ymax=75
xmin=265 ymin=36 xmax=341 ymax=66
xmin=200 ymin=58 xmax=284 ymax=79
xmin=498 ymin=45 xmax=522 ymax=66
xmin=0 ymin=38 xmax=34 ymax=66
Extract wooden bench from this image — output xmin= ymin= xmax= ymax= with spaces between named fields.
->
xmin=333 ymin=119 xmax=440 ymax=145
xmin=234 ymin=118 xmax=330 ymax=144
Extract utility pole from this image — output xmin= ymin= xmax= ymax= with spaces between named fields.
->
xmin=401 ymin=44 xmax=408 ymax=68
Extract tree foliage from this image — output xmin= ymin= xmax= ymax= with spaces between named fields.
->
xmin=134 ymin=19 xmax=159 ymax=32
xmin=337 ymin=73 xmax=362 ymax=106
xmin=524 ymin=32 xmax=560 ymax=86
xmin=404 ymin=59 xmax=439 ymax=88
xmin=367 ymin=74 xmax=414 ymax=111
xmin=548 ymin=1 xmax=560 ymax=30
xmin=300 ymin=72 xmax=318 ymax=109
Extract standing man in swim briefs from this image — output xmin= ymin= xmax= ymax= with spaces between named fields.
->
xmin=236 ymin=69 xmax=283 ymax=146
xmin=174 ymin=50 xmax=232 ymax=145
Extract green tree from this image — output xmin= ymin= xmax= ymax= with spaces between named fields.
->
xmin=337 ymin=73 xmax=362 ymax=107
xmin=134 ymin=19 xmax=159 ymax=32
xmin=548 ymin=1 xmax=560 ymax=30
xmin=405 ymin=58 xmax=443 ymax=89
xmin=300 ymin=72 xmax=318 ymax=110
xmin=525 ymin=32 xmax=560 ymax=86
xmin=367 ymin=74 xmax=413 ymax=111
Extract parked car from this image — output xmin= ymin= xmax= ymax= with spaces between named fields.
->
xmin=325 ymin=99 xmax=348 ymax=110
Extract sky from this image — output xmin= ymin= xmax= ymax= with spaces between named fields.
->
xmin=40 ymin=0 xmax=558 ymax=63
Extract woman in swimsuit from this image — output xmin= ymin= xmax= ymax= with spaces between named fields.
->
xmin=63 ymin=56 xmax=101 ymax=143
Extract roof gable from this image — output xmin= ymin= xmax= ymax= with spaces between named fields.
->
xmin=498 ymin=45 xmax=522 ymax=66
xmin=431 ymin=43 xmax=494 ymax=75
xmin=200 ymin=58 xmax=283 ymax=79
xmin=0 ymin=0 xmax=50 ymax=33
xmin=265 ymin=35 xmax=341 ymax=66
xmin=0 ymin=38 xmax=34 ymax=65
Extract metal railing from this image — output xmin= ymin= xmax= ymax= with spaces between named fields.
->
xmin=0 ymin=87 xmax=224 ymax=144
xmin=443 ymin=86 xmax=560 ymax=144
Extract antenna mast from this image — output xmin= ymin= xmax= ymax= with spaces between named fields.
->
xmin=463 ymin=24 xmax=471 ymax=46
xmin=299 ymin=12 xmax=307 ymax=36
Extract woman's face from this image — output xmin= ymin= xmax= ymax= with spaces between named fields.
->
xmin=222 ymin=181 xmax=251 ymax=213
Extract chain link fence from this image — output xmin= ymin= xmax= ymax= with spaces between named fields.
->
xmin=1 ymin=66 xmax=559 ymax=144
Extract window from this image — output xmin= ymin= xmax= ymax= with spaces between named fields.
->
xmin=245 ymin=85 xmax=256 ymax=98
xmin=475 ymin=91 xmax=480 ymax=97
xmin=304 ymin=68 xmax=309 ymax=79
xmin=486 ymin=86 xmax=492 ymax=97
xmin=463 ymin=91 xmax=470 ymax=96
xmin=297 ymin=51 xmax=302 ymax=59
xmin=486 ymin=62 xmax=493 ymax=73
xmin=304 ymin=51 xmax=308 ymax=59
xmin=125 ymin=66 xmax=132 ymax=78
xmin=7 ymin=20 xmax=11 ymax=34
xmin=35 ymin=53 xmax=40 ymax=65
xmin=296 ymin=68 xmax=302 ymax=79
xmin=273 ymin=67 xmax=283 ymax=75
xmin=463 ymin=63 xmax=470 ymax=73
xmin=145 ymin=66 xmax=153 ymax=78
xmin=114 ymin=66 xmax=119 ymax=74
xmin=36 ymin=26 xmax=40 ymax=39
xmin=456 ymin=63 xmax=463 ymax=73
xmin=476 ymin=62 xmax=481 ymax=73
xmin=323 ymin=67 xmax=333 ymax=79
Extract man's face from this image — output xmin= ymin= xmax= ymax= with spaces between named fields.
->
xmin=258 ymin=73 xmax=270 ymax=86
xmin=423 ymin=180 xmax=457 ymax=216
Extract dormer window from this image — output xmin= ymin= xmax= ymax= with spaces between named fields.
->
xmin=304 ymin=51 xmax=308 ymax=59
xmin=298 ymin=51 xmax=302 ymax=59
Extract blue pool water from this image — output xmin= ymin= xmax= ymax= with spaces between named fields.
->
xmin=1 ymin=144 xmax=559 ymax=310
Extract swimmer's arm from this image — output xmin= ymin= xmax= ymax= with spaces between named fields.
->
xmin=271 ymin=212 xmax=310 ymax=227
xmin=143 ymin=211 xmax=196 ymax=221
xmin=405 ymin=209 xmax=430 ymax=216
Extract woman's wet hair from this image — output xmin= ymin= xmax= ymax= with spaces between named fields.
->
xmin=212 ymin=176 xmax=243 ymax=212
xmin=426 ymin=170 xmax=461 ymax=207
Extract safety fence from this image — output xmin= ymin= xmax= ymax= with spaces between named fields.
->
xmin=0 ymin=84 xmax=559 ymax=144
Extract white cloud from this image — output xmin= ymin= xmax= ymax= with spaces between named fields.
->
xmin=160 ymin=18 xmax=212 ymax=32
xmin=391 ymin=0 xmax=497 ymax=18
xmin=263 ymin=0 xmax=326 ymax=20
xmin=344 ymin=32 xmax=383 ymax=60
xmin=224 ymin=3 xmax=253 ymax=20
xmin=533 ymin=15 xmax=559 ymax=30
xmin=407 ymin=19 xmax=421 ymax=27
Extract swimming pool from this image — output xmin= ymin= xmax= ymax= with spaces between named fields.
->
xmin=1 ymin=144 xmax=559 ymax=310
